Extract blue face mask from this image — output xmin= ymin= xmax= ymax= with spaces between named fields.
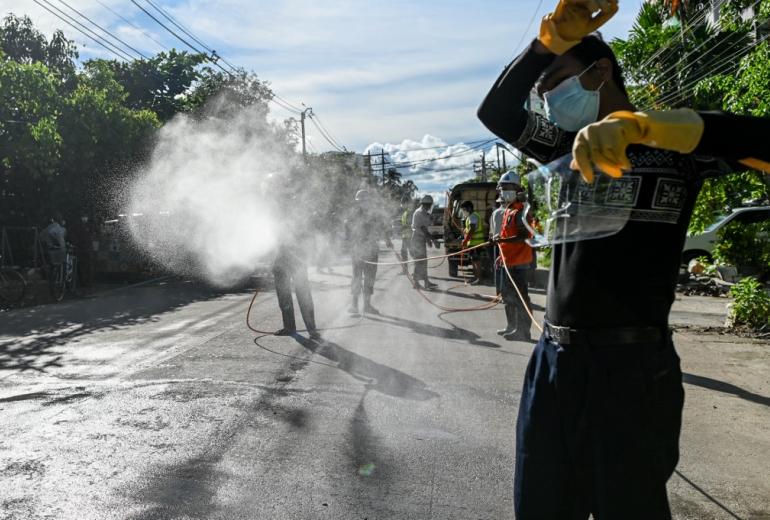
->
xmin=543 ymin=64 xmax=604 ymax=132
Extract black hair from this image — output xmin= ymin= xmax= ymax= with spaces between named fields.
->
xmin=566 ymin=32 xmax=627 ymax=96
xmin=460 ymin=201 xmax=474 ymax=211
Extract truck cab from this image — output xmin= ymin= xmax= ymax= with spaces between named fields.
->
xmin=443 ymin=182 xmax=498 ymax=278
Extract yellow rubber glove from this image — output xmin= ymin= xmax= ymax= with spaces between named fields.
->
xmin=571 ymin=108 xmax=705 ymax=182
xmin=739 ymin=157 xmax=770 ymax=172
xmin=539 ymin=0 xmax=619 ymax=55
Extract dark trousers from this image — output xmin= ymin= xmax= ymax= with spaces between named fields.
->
xmin=514 ymin=334 xmax=684 ymax=519
xmin=400 ymin=238 xmax=410 ymax=262
xmin=352 ymin=252 xmax=378 ymax=296
xmin=272 ymin=251 xmax=316 ymax=332
xmin=501 ymin=266 xmax=532 ymax=334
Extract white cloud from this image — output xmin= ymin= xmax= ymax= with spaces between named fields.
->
xmin=365 ymin=134 xmax=503 ymax=203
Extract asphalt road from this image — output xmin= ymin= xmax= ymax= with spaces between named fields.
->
xmin=1 ymin=251 xmax=768 ymax=519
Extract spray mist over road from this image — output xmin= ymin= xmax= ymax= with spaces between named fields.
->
xmin=126 ymin=98 xmax=302 ymax=286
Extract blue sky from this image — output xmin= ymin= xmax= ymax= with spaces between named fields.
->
xmin=9 ymin=0 xmax=643 ymax=199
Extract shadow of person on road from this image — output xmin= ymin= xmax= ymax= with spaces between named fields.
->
xmin=293 ymin=336 xmax=439 ymax=401
xmin=683 ymin=372 xmax=770 ymax=408
xmin=365 ymin=312 xmax=504 ymax=351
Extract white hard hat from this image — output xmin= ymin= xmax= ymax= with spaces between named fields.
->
xmin=497 ymin=171 xmax=521 ymax=188
xmin=420 ymin=194 xmax=434 ymax=204
xmin=355 ymin=189 xmax=370 ymax=201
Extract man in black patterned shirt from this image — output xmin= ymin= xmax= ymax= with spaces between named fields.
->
xmin=477 ymin=0 xmax=768 ymax=518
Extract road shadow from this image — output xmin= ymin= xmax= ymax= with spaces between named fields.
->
xmin=294 ymin=336 xmax=439 ymax=401
xmin=0 ymin=278 xmax=257 ymax=374
xmin=682 ymin=372 xmax=770 ymax=408
xmin=674 ymin=469 xmax=745 ymax=520
xmin=364 ymin=312 xmax=503 ymax=351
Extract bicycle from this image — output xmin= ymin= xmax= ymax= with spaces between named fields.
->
xmin=0 ymin=256 xmax=27 ymax=306
xmin=48 ymin=244 xmax=77 ymax=302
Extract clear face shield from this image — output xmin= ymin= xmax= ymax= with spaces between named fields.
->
xmin=522 ymin=154 xmax=632 ymax=248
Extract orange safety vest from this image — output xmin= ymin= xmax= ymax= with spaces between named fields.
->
xmin=499 ymin=201 xmax=533 ymax=267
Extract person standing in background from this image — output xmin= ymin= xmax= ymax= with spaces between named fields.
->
xmin=411 ymin=195 xmax=438 ymax=290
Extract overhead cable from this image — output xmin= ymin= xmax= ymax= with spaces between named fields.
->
xmin=644 ymin=0 xmax=763 ymax=96
xmin=312 ymin=112 xmax=345 ymax=149
xmin=94 ymin=0 xmax=169 ymax=52
xmin=635 ymin=7 xmax=711 ymax=73
xmin=56 ymin=0 xmax=150 ymax=59
xmin=143 ymin=0 xmax=238 ymax=71
xmin=651 ymin=32 xmax=770 ymax=108
xmin=32 ymin=0 xmax=132 ymax=61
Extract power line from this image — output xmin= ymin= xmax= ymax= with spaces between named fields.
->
xmin=650 ymin=31 xmax=770 ymax=108
xmin=143 ymin=0 xmax=240 ymax=72
xmin=273 ymin=93 xmax=304 ymax=113
xmin=388 ymin=139 xmax=498 ymax=168
xmin=129 ymin=0 xmax=233 ymax=77
xmin=308 ymin=115 xmax=345 ymax=152
xmin=271 ymin=96 xmax=302 ymax=114
xmin=513 ymin=0 xmax=544 ymax=54
xmin=32 ymin=0 xmax=132 ymax=61
xmin=56 ymin=0 xmax=150 ymax=59
xmin=37 ymin=0 xmax=135 ymax=60
xmin=635 ymin=7 xmax=711 ymax=74
xmin=650 ymin=27 xmax=770 ymax=107
xmin=375 ymin=138 xmax=495 ymax=154
xmin=135 ymin=1 xmax=345 ymax=151
xmin=643 ymin=0 xmax=763 ymax=97
xmin=94 ymin=0 xmax=169 ymax=52
xmin=310 ymin=112 xmax=346 ymax=151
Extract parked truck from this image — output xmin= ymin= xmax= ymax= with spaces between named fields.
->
xmin=443 ymin=182 xmax=498 ymax=279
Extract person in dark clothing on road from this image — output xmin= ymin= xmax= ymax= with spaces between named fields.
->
xmin=272 ymin=241 xmax=320 ymax=341
xmin=477 ymin=0 xmax=770 ymax=517
xmin=345 ymin=189 xmax=393 ymax=315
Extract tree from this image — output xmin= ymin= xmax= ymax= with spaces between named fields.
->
xmin=0 ymin=14 xmax=77 ymax=80
xmin=0 ymin=60 xmax=62 ymax=225
xmin=98 ymin=50 xmax=209 ymax=122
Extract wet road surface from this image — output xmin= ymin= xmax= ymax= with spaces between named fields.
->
xmin=1 ymin=253 xmax=768 ymax=519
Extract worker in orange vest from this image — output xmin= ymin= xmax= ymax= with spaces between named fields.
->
xmin=493 ymin=171 xmax=534 ymax=342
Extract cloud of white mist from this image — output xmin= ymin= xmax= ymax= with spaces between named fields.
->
xmin=126 ymin=99 xmax=300 ymax=287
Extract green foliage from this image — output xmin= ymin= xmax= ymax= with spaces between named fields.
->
xmin=0 ymin=14 xmax=77 ymax=79
xmin=97 ymin=50 xmax=208 ymax=122
xmin=0 ymin=13 xmax=296 ymax=232
xmin=728 ymin=277 xmax=770 ymax=329
xmin=0 ymin=60 xmax=61 ymax=178
xmin=689 ymin=171 xmax=768 ymax=232
xmin=712 ymin=218 xmax=770 ymax=275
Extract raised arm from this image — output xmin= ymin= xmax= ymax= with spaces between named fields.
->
xmin=571 ymin=109 xmax=770 ymax=181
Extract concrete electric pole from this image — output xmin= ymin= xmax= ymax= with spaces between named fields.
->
xmin=300 ymin=107 xmax=312 ymax=157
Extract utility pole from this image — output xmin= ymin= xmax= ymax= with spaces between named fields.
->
xmin=480 ymin=150 xmax=487 ymax=182
xmin=300 ymin=107 xmax=312 ymax=157
xmin=496 ymin=142 xmax=508 ymax=171
xmin=380 ymin=149 xmax=386 ymax=186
